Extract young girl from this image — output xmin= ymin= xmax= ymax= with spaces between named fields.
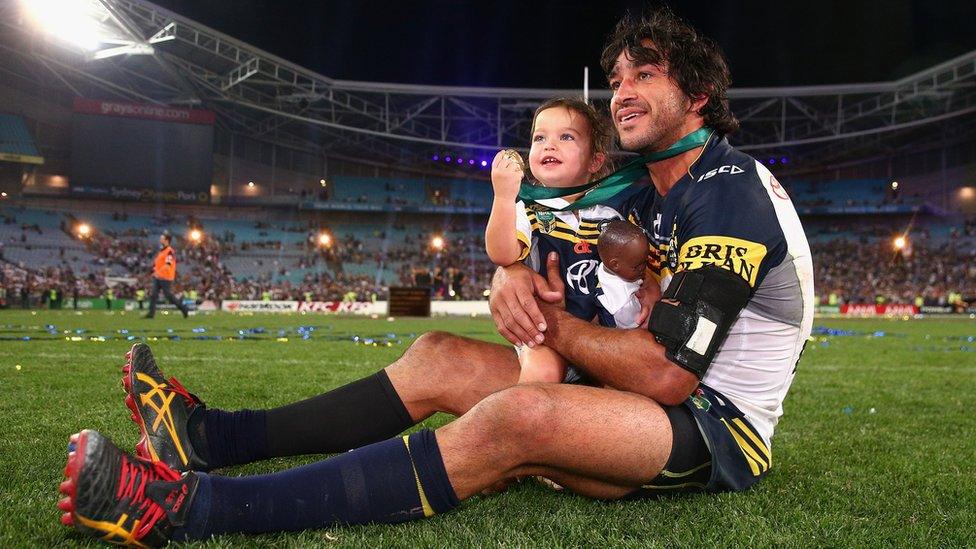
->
xmin=485 ymin=97 xmax=635 ymax=384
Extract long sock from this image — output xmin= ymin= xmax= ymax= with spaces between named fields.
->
xmin=264 ymin=370 xmax=414 ymax=457
xmin=191 ymin=370 xmax=414 ymax=468
xmin=174 ymin=429 xmax=459 ymax=539
xmin=189 ymin=408 xmax=268 ymax=469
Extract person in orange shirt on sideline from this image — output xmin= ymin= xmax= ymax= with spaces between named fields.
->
xmin=146 ymin=233 xmax=189 ymax=319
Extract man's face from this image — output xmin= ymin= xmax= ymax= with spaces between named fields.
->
xmin=608 ymin=44 xmax=692 ymax=153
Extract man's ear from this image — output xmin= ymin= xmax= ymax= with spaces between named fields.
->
xmin=607 ymin=256 xmax=620 ymax=272
xmin=689 ymin=90 xmax=709 ymax=115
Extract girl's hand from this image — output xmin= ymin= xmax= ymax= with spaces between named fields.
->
xmin=491 ymin=149 xmax=525 ymax=200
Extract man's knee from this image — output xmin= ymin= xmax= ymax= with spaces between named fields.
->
xmin=399 ymin=331 xmax=508 ymax=377
xmin=474 ymin=384 xmax=559 ymax=447
xmin=408 ymin=330 xmax=457 ymax=357
xmin=388 ymin=331 xmax=518 ymax=418
xmin=398 ymin=331 xmax=463 ymax=375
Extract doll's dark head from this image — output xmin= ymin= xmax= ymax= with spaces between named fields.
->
xmin=597 ymin=220 xmax=649 ymax=282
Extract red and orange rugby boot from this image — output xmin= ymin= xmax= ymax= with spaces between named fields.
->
xmin=121 ymin=343 xmax=210 ymax=472
xmin=58 ymin=429 xmax=199 ymax=547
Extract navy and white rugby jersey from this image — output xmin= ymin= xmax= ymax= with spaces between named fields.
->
xmin=626 ymin=134 xmax=815 ymax=445
xmin=514 ymin=186 xmax=642 ymax=322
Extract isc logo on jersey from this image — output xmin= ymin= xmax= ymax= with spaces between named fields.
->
xmin=565 ymin=259 xmax=599 ymax=294
xmin=697 ymin=164 xmax=744 ymax=182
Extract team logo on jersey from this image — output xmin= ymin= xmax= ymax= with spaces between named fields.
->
xmin=690 ymin=388 xmax=712 ymax=411
xmin=565 ymin=259 xmax=599 ymax=295
xmin=769 ymin=176 xmax=790 ymax=200
xmin=536 ymin=211 xmax=557 ymax=234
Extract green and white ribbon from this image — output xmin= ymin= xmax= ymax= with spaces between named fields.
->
xmin=517 ymin=127 xmax=713 ymax=211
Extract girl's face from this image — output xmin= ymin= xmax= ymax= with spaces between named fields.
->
xmin=528 ymin=106 xmax=606 ymax=188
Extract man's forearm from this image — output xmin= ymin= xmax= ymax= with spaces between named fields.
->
xmin=541 ymin=306 xmax=698 ymax=406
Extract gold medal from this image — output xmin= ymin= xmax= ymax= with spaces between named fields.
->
xmin=501 ymin=149 xmax=526 ymax=172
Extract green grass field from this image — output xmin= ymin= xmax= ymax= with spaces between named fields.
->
xmin=1 ymin=310 xmax=974 ymax=547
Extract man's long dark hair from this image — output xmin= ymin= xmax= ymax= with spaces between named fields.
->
xmin=600 ymin=8 xmax=739 ymax=135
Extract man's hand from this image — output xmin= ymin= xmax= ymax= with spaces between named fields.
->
xmin=489 ymin=257 xmax=564 ymax=347
xmin=541 ymin=252 xmax=565 ymax=309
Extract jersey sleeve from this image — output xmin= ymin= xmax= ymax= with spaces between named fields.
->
xmin=674 ymin=162 xmax=787 ymax=291
xmin=514 ymin=201 xmax=533 ymax=261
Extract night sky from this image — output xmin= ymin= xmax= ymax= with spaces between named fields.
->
xmin=153 ymin=0 xmax=976 ymax=89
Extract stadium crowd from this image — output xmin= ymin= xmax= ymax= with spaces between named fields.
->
xmin=813 ymin=239 xmax=975 ymax=306
xmin=0 ymin=209 xmax=496 ymax=307
xmin=2 ymin=206 xmax=974 ymax=309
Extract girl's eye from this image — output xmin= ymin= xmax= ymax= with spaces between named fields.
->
xmin=560 ymin=134 xmax=574 ymax=141
xmin=639 ymin=72 xmax=652 ymax=81
xmin=532 ymin=135 xmax=544 ymax=142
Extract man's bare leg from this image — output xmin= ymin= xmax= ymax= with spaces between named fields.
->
xmin=235 ymin=331 xmax=520 ymax=463
xmin=65 ymin=370 xmax=674 ymax=543
xmin=120 ymin=334 xmax=520 ymax=471
xmin=385 ymin=331 xmax=521 ymax=420
xmin=436 ymin=383 xmax=674 ymax=499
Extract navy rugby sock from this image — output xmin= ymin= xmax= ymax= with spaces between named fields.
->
xmin=190 ymin=407 xmax=268 ymax=469
xmin=192 ymin=370 xmax=413 ymax=468
xmin=173 ymin=429 xmax=459 ymax=539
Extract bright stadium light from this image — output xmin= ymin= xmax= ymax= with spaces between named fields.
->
xmin=890 ymin=181 xmax=899 ymax=191
xmin=248 ymin=181 xmax=255 ymax=188
xmin=893 ymin=236 xmax=906 ymax=250
xmin=317 ymin=232 xmax=332 ymax=247
xmin=76 ymin=223 xmax=91 ymax=238
xmin=20 ymin=0 xmax=155 ymax=58
xmin=319 ymin=179 xmax=327 ymax=187
xmin=22 ymin=0 xmax=107 ymax=51
xmin=430 ymin=235 xmax=445 ymax=251
xmin=188 ymin=229 xmax=203 ymax=243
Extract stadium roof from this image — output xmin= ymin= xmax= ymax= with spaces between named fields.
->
xmin=1 ymin=0 xmax=974 ymax=178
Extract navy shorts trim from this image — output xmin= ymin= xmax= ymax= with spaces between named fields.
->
xmin=635 ymin=384 xmax=770 ymax=496
xmin=686 ymin=384 xmax=771 ymax=492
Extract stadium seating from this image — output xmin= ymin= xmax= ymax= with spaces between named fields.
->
xmin=1 ymin=175 xmax=972 ymax=306
xmin=326 ymin=176 xmax=493 ymax=209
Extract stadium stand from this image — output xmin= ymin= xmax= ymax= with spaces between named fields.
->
xmin=0 ymin=0 xmax=973 ymax=313
xmin=2 ymin=182 xmax=974 ymax=310
xmin=0 ymin=195 xmax=498 ymax=307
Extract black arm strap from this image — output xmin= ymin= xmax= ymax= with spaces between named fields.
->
xmin=648 ymin=265 xmax=751 ymax=379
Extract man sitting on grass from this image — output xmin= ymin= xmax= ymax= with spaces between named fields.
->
xmin=56 ymin=8 xmax=813 ymax=546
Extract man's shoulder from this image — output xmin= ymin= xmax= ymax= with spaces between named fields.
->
xmin=692 ymin=140 xmax=764 ymax=192
xmin=683 ymin=142 xmax=776 ymax=218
